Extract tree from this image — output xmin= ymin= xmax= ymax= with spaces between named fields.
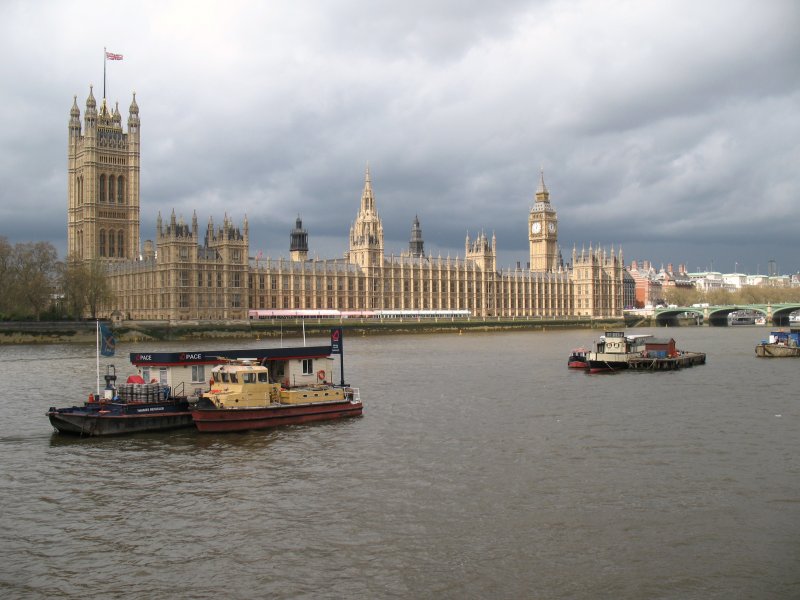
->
xmin=0 ymin=237 xmax=13 ymax=316
xmin=84 ymin=259 xmax=114 ymax=318
xmin=60 ymin=257 xmax=90 ymax=319
xmin=705 ymin=288 xmax=733 ymax=306
xmin=11 ymin=242 xmax=58 ymax=320
xmin=60 ymin=258 xmax=113 ymax=319
xmin=664 ymin=286 xmax=700 ymax=307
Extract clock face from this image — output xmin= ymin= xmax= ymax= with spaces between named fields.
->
xmin=531 ymin=222 xmax=541 ymax=234
xmin=548 ymin=222 xmax=556 ymax=233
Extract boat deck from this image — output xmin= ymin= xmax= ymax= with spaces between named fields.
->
xmin=627 ymin=351 xmax=706 ymax=371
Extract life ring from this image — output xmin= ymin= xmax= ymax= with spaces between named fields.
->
xmin=317 ymin=370 xmax=326 ymax=381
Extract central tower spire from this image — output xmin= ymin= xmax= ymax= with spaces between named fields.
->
xmin=348 ymin=164 xmax=384 ymax=268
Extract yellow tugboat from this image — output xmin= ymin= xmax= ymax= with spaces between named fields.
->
xmin=191 ymin=328 xmax=362 ymax=432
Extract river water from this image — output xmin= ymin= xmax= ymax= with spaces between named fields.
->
xmin=0 ymin=326 xmax=797 ymax=599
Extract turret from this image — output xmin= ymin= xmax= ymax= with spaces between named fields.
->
xmin=69 ymin=96 xmax=81 ymax=137
xmin=84 ymin=85 xmax=97 ymax=132
xmin=127 ymin=92 xmax=139 ymax=133
xmin=290 ymin=216 xmax=309 ymax=261
xmin=409 ymin=215 xmax=424 ymax=258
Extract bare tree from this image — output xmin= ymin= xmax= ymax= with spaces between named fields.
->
xmin=84 ymin=259 xmax=113 ymax=319
xmin=0 ymin=237 xmax=13 ymax=316
xmin=11 ymin=242 xmax=58 ymax=320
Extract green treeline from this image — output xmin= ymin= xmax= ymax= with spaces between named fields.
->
xmin=0 ymin=236 xmax=111 ymax=321
xmin=664 ymin=285 xmax=800 ymax=306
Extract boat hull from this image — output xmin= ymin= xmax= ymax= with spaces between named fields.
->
xmin=586 ymin=359 xmax=630 ymax=374
xmin=191 ymin=400 xmax=363 ymax=433
xmin=47 ymin=401 xmax=193 ymax=436
xmin=755 ymin=344 xmax=800 ymax=357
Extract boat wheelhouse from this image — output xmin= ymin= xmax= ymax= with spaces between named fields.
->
xmin=585 ymin=331 xmax=651 ymax=373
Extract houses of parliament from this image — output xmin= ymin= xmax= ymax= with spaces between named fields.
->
xmin=67 ymin=87 xmax=625 ymax=321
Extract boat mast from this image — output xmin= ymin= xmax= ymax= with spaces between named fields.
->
xmin=95 ymin=320 xmax=100 ymax=397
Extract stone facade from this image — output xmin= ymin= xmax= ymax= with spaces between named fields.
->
xmin=67 ymin=90 xmax=625 ymax=321
xmin=67 ymin=87 xmax=140 ymax=262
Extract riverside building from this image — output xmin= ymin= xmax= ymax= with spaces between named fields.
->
xmin=67 ymin=88 xmax=624 ymax=321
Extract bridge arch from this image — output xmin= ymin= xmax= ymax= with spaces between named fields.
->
xmin=653 ymin=303 xmax=800 ymax=326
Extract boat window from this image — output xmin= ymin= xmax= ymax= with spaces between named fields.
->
xmin=229 ymin=373 xmax=238 ymax=383
xmin=220 ymin=372 xmax=229 ymax=383
xmin=258 ymin=372 xmax=269 ymax=383
xmin=243 ymin=373 xmax=255 ymax=383
xmin=191 ymin=365 xmax=205 ymax=383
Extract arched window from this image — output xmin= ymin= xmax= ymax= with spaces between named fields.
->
xmin=117 ymin=176 xmax=124 ymax=203
xmin=99 ymin=230 xmax=106 ymax=256
xmin=108 ymin=229 xmax=115 ymax=257
xmin=99 ymin=175 xmax=106 ymax=202
xmin=108 ymin=176 xmax=114 ymax=204
xmin=117 ymin=230 xmax=124 ymax=257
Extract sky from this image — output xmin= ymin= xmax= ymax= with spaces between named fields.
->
xmin=1 ymin=0 xmax=799 ymax=275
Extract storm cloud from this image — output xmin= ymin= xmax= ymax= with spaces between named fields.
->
xmin=1 ymin=0 xmax=798 ymax=275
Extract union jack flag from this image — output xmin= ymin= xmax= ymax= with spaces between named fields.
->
xmin=105 ymin=52 xmax=123 ymax=60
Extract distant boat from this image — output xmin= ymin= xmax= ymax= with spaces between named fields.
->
xmin=755 ymin=329 xmax=800 ymax=358
xmin=567 ymin=348 xmax=588 ymax=369
xmin=583 ymin=331 xmax=706 ymax=372
xmin=729 ymin=311 xmax=757 ymax=326
xmin=584 ymin=332 xmax=651 ymax=373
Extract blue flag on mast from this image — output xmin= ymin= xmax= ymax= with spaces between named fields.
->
xmin=99 ymin=323 xmax=116 ymax=357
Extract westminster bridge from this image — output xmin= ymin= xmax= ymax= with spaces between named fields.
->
xmin=653 ymin=303 xmax=800 ymax=326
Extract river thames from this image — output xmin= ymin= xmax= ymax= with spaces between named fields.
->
xmin=1 ymin=326 xmax=798 ymax=599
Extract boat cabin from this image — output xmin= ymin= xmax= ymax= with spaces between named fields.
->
xmin=204 ymin=358 xmax=347 ymax=409
xmin=130 ymin=345 xmax=339 ymax=397
xmin=765 ymin=329 xmax=800 ymax=347
xmin=645 ymin=337 xmax=677 ymax=358
xmin=595 ymin=332 xmax=651 ymax=355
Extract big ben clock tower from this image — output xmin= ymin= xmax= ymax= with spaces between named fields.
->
xmin=528 ymin=169 xmax=559 ymax=272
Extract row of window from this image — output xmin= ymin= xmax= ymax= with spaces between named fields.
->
xmin=98 ymin=174 xmax=125 ymax=203
xmin=141 ymin=366 xmax=206 ymax=385
xmin=73 ymin=174 xmax=126 ymax=204
xmin=99 ymin=229 xmax=125 ymax=258
xmin=178 ymin=293 xmax=242 ymax=308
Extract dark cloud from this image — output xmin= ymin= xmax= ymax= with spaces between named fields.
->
xmin=1 ymin=0 xmax=798 ymax=275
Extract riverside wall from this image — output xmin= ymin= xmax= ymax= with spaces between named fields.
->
xmin=0 ymin=316 xmax=633 ymax=345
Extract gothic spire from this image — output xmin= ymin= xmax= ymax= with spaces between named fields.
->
xmin=535 ymin=168 xmax=549 ymax=201
xmin=361 ymin=163 xmax=375 ymax=213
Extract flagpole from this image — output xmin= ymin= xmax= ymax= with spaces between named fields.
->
xmin=96 ymin=320 xmax=101 ymax=398
xmin=103 ymin=47 xmax=106 ymax=99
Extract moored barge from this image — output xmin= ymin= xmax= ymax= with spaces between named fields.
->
xmin=584 ymin=332 xmax=706 ymax=373
xmin=755 ymin=328 xmax=800 ymax=357
xmin=47 ymin=366 xmax=194 ymax=436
